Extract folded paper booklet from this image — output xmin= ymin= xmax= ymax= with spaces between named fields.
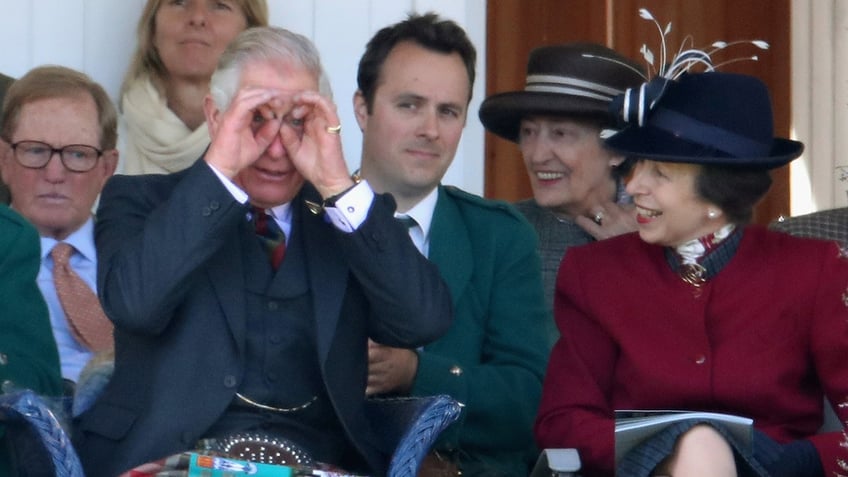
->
xmin=614 ymin=410 xmax=754 ymax=463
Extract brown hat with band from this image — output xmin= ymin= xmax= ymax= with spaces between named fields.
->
xmin=478 ymin=42 xmax=645 ymax=143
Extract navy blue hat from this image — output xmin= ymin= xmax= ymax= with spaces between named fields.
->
xmin=604 ymin=72 xmax=803 ymax=169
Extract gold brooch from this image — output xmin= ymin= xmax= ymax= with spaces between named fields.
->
xmin=680 ymin=263 xmax=706 ymax=287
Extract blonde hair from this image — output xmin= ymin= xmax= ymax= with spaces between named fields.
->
xmin=120 ymin=0 xmax=268 ymax=99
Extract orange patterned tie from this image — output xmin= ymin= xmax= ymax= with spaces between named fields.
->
xmin=51 ymin=242 xmax=114 ymax=352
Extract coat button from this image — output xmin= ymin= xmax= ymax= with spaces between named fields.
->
xmin=209 ymin=201 xmax=220 ymax=211
xmin=370 ymin=233 xmax=386 ymax=251
xmin=267 ymin=301 xmax=279 ymax=311
xmin=694 ymin=355 xmax=707 ymax=365
xmin=0 ymin=353 xmax=7 ymax=366
xmin=202 ymin=206 xmax=212 ymax=217
xmin=1 ymin=380 xmax=15 ymax=393
xmin=223 ymin=375 xmax=237 ymax=388
xmin=449 ymin=365 xmax=463 ymax=376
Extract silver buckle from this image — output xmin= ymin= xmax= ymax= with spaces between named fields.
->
xmin=210 ymin=432 xmax=314 ymax=467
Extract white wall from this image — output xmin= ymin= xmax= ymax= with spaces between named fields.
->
xmin=0 ymin=0 xmax=487 ymax=195
xmin=791 ymin=0 xmax=848 ymax=214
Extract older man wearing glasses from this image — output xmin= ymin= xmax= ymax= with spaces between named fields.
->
xmin=0 ymin=66 xmax=118 ymax=385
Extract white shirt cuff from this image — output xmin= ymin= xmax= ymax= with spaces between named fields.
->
xmin=323 ymin=181 xmax=375 ymax=233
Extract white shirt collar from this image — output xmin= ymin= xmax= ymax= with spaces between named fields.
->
xmin=398 ymin=187 xmax=438 ymax=242
xmin=265 ymin=202 xmax=293 ymax=225
xmin=257 ymin=202 xmax=293 ymax=242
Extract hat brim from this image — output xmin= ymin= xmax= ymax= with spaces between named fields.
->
xmin=479 ymin=91 xmax=612 ymax=143
xmin=604 ymin=125 xmax=804 ymax=169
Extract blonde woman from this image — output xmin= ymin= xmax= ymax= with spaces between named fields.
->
xmin=120 ymin=0 xmax=268 ymax=174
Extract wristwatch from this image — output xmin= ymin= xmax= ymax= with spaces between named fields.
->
xmin=305 ymin=172 xmax=362 ymax=215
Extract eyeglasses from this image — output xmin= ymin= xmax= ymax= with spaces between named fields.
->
xmin=9 ymin=140 xmax=103 ymax=173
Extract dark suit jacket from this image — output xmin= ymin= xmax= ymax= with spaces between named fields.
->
xmin=0 ymin=73 xmax=15 ymax=204
xmin=75 ymin=160 xmax=452 ymax=477
xmin=770 ymin=207 xmax=848 ymax=246
xmin=0 ymin=73 xmax=13 ymax=105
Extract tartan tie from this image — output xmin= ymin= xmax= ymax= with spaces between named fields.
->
xmin=252 ymin=207 xmax=287 ymax=269
xmin=51 ymin=242 xmax=114 ymax=352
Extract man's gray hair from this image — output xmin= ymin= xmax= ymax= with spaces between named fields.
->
xmin=210 ymin=26 xmax=332 ymax=110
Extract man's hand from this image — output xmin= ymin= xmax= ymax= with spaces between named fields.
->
xmin=280 ymin=90 xmax=354 ymax=198
xmin=575 ymin=202 xmax=638 ymax=240
xmin=204 ymin=87 xmax=293 ymax=179
xmin=366 ymin=340 xmax=419 ymax=396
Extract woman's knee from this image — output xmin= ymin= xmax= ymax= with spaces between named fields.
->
xmin=654 ymin=424 xmax=738 ymax=477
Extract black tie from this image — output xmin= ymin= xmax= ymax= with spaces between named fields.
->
xmin=396 ymin=215 xmax=418 ymax=230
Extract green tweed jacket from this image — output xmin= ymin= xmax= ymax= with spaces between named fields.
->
xmin=0 ymin=204 xmax=63 ymax=474
xmin=411 ymin=186 xmax=550 ymax=477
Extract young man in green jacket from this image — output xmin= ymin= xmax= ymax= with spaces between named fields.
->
xmin=355 ymin=13 xmax=550 ymax=476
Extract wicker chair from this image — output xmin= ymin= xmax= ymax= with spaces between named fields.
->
xmin=1 ymin=387 xmax=461 ymax=477
xmin=365 ymin=395 xmax=463 ymax=476
xmin=0 ymin=390 xmax=83 ymax=477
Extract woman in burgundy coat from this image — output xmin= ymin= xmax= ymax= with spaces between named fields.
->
xmin=535 ymin=70 xmax=848 ymax=477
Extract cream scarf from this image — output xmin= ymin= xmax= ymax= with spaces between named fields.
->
xmin=121 ymin=77 xmax=210 ymax=175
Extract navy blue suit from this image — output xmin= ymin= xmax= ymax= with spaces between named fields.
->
xmin=74 ymin=160 xmax=452 ymax=476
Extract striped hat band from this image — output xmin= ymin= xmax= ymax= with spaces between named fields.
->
xmin=524 ymin=74 xmax=625 ymax=102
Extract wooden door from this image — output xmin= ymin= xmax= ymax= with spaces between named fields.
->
xmin=484 ymin=0 xmax=791 ymax=225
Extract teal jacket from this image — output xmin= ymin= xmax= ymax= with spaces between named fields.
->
xmin=411 ymin=186 xmax=550 ymax=476
xmin=0 ymin=205 xmax=63 ymax=474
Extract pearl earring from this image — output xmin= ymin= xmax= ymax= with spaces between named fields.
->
xmin=707 ymin=209 xmax=718 ymax=219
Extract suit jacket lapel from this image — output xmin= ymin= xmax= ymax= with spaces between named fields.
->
xmin=208 ymin=215 xmax=249 ymax=355
xmin=427 ymin=187 xmax=473 ymax=303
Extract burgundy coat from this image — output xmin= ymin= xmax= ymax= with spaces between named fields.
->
xmin=535 ymin=226 xmax=848 ymax=476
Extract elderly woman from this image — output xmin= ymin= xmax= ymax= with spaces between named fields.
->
xmin=478 ymin=44 xmax=643 ymax=343
xmin=120 ymin=0 xmax=267 ymax=174
xmin=535 ymin=71 xmax=848 ymax=477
